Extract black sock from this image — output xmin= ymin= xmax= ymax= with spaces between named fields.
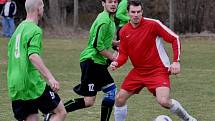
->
xmin=64 ymin=98 xmax=86 ymax=112
xmin=100 ymin=100 xmax=114 ymax=121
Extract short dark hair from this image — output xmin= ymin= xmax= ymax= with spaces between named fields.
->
xmin=127 ymin=0 xmax=143 ymax=11
xmin=101 ymin=0 xmax=120 ymax=2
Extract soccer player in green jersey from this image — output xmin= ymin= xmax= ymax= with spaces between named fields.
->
xmin=113 ymin=0 xmax=129 ymax=54
xmin=7 ymin=0 xmax=67 ymax=120
xmin=115 ymin=0 xmax=129 ymax=41
xmin=63 ymin=0 xmax=118 ymax=121
xmin=116 ymin=0 xmax=129 ymax=28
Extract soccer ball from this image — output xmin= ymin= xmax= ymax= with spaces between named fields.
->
xmin=153 ymin=115 xmax=172 ymax=121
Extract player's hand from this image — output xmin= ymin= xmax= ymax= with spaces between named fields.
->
xmin=169 ymin=62 xmax=180 ymax=75
xmin=48 ymin=79 xmax=60 ymax=92
xmin=112 ymin=51 xmax=119 ymax=60
xmin=110 ymin=61 xmax=118 ymax=71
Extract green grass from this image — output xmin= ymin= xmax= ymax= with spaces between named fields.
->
xmin=1 ymin=36 xmax=215 ymax=121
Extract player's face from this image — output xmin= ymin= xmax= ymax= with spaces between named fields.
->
xmin=38 ymin=0 xmax=44 ymax=18
xmin=128 ymin=5 xmax=143 ymax=25
xmin=103 ymin=0 xmax=118 ymax=14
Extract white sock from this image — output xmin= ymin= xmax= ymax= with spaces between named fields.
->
xmin=114 ymin=105 xmax=128 ymax=121
xmin=170 ymin=99 xmax=191 ymax=121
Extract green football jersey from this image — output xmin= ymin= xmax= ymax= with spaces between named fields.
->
xmin=116 ymin=0 xmax=130 ymax=27
xmin=80 ymin=11 xmax=116 ymax=65
xmin=7 ymin=20 xmax=46 ymax=101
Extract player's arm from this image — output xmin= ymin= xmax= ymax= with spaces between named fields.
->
xmin=93 ymin=23 xmax=116 ymax=61
xmin=29 ymin=54 xmax=60 ymax=92
xmin=110 ymin=30 xmax=128 ymax=70
xmin=100 ymin=50 xmax=116 ymax=61
xmin=27 ymin=32 xmax=60 ymax=92
xmin=155 ymin=20 xmax=181 ymax=74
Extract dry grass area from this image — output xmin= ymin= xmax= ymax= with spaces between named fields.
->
xmin=0 ymin=36 xmax=215 ymax=121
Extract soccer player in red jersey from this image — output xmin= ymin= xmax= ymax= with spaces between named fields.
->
xmin=110 ymin=0 xmax=197 ymax=121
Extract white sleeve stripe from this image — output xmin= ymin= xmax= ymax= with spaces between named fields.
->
xmin=144 ymin=17 xmax=180 ymax=61
xmin=156 ymin=37 xmax=170 ymax=67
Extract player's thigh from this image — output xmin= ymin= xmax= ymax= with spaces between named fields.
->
xmin=36 ymin=85 xmax=61 ymax=114
xmin=156 ymin=87 xmax=170 ymax=99
xmin=155 ymin=87 xmax=171 ymax=106
xmin=121 ymin=69 xmax=144 ymax=94
xmin=146 ymin=74 xmax=170 ymax=96
xmin=84 ymin=96 xmax=96 ymax=107
xmin=74 ymin=60 xmax=98 ymax=96
xmin=92 ymin=62 xmax=114 ymax=90
xmin=26 ymin=114 xmax=39 ymax=121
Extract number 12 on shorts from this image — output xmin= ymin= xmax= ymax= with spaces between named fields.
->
xmin=88 ymin=84 xmax=94 ymax=91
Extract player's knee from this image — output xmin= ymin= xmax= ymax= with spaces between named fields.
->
xmin=59 ymin=109 xmax=67 ymax=119
xmin=85 ymin=100 xmax=95 ymax=107
xmin=84 ymin=97 xmax=95 ymax=107
xmin=55 ymin=103 xmax=67 ymax=118
xmin=115 ymin=92 xmax=127 ymax=107
xmin=157 ymin=97 xmax=170 ymax=108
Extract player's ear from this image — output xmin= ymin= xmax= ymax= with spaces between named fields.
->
xmin=102 ymin=1 xmax=105 ymax=7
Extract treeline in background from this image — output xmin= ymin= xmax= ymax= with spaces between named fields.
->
xmin=14 ymin=0 xmax=215 ymax=33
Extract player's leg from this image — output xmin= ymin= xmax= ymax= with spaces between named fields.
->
xmin=170 ymin=99 xmax=197 ymax=121
xmin=155 ymin=87 xmax=171 ymax=108
xmin=26 ymin=114 xmax=39 ymax=121
xmin=93 ymin=63 xmax=116 ymax=121
xmin=114 ymin=89 xmax=133 ymax=121
xmin=48 ymin=101 xmax=67 ymax=121
xmin=64 ymin=96 xmax=96 ymax=112
xmin=47 ymin=97 xmax=94 ymax=121
xmin=114 ymin=69 xmax=143 ymax=121
xmin=155 ymin=87 xmax=197 ymax=121
xmin=65 ymin=60 xmax=98 ymax=112
xmin=38 ymin=85 xmax=66 ymax=121
xmin=101 ymin=83 xmax=117 ymax=121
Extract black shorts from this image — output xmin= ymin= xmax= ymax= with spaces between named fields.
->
xmin=12 ymin=85 xmax=61 ymax=121
xmin=73 ymin=59 xmax=114 ymax=96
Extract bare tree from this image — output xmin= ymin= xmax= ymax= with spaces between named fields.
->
xmin=169 ymin=0 xmax=174 ymax=30
xmin=48 ymin=0 xmax=61 ymax=27
xmin=73 ymin=0 xmax=78 ymax=29
xmin=14 ymin=0 xmax=215 ymax=33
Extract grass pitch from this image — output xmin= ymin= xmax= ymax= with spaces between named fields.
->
xmin=0 ymin=36 xmax=215 ymax=121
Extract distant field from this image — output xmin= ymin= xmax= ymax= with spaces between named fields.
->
xmin=1 ymin=36 xmax=215 ymax=121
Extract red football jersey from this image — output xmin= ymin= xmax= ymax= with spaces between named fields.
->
xmin=117 ymin=17 xmax=181 ymax=75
